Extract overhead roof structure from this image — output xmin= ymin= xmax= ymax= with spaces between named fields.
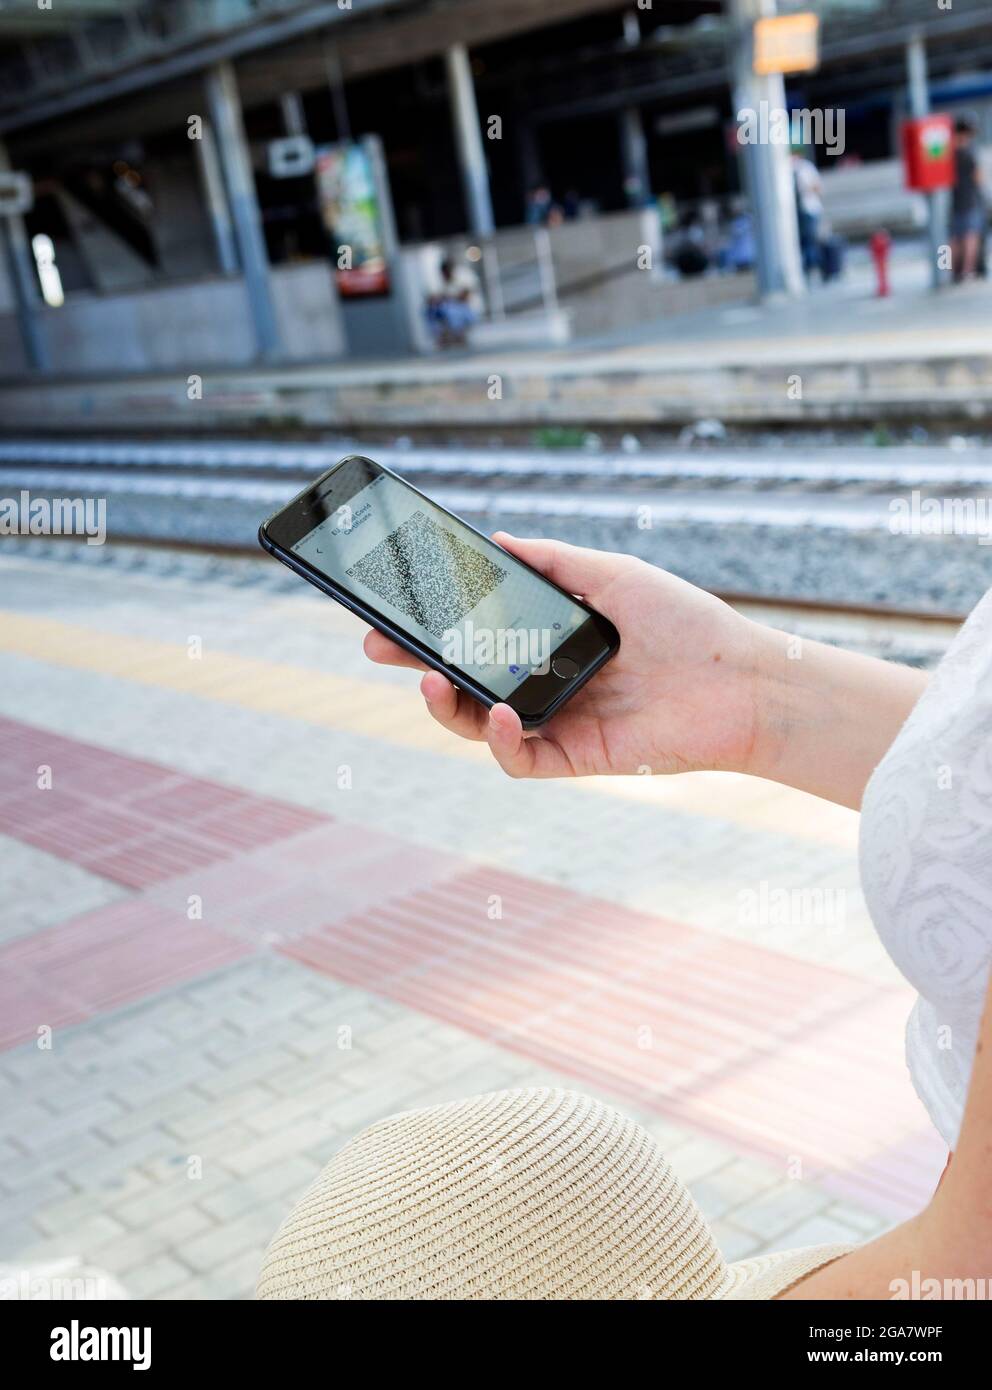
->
xmin=2 ymin=0 xmax=992 ymax=150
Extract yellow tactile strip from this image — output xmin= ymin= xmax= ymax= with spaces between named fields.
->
xmin=0 ymin=608 xmax=856 ymax=847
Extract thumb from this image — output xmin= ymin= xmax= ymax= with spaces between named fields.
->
xmin=491 ymin=533 xmax=624 ymax=605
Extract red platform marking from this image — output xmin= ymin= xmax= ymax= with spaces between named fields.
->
xmin=144 ymin=823 xmax=464 ymax=945
xmin=283 ymin=865 xmax=946 ymax=1219
xmin=0 ymin=715 xmax=327 ymax=888
xmin=0 ymin=716 xmax=946 ymax=1217
xmin=0 ymin=899 xmax=252 ymax=1050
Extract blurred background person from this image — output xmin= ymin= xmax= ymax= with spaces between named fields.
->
xmin=951 ymin=115 xmax=985 ymax=281
xmin=425 ymin=253 xmax=482 ymax=348
xmin=791 ymin=145 xmax=824 ymax=276
xmin=717 ymin=198 xmax=755 ymax=273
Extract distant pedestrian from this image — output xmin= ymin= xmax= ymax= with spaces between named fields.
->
xmin=425 ymin=255 xmax=482 ymax=348
xmin=717 ymin=200 xmax=755 ymax=273
xmin=525 ymin=185 xmax=554 ymax=226
xmin=951 ymin=116 xmax=985 ymax=281
xmin=791 ymin=146 xmax=823 ymax=275
xmin=561 ymin=189 xmax=582 ymax=221
xmin=669 ymin=210 xmax=709 ymax=278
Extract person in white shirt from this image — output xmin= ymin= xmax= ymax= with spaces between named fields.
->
xmin=792 ymin=148 xmax=824 ymax=274
xmin=426 ymin=255 xmax=483 ymax=347
xmin=364 ymin=535 xmax=992 ymax=1300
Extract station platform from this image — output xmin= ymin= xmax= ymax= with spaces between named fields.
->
xmin=0 ymin=539 xmax=950 ymax=1298
xmin=3 ymin=255 xmax=992 ymax=436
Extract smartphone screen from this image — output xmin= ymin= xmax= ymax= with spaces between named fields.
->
xmin=289 ymin=463 xmax=591 ymax=698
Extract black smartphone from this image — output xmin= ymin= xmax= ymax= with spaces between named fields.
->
xmin=258 ymin=455 xmax=620 ymax=728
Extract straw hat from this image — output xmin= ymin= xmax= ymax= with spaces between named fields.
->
xmin=256 ymin=1088 xmax=852 ymax=1301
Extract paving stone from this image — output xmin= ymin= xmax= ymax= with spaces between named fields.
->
xmin=175 ymin=1209 xmax=279 ymax=1275
xmin=0 ymin=1135 xmax=22 ymax=1168
xmin=21 ymin=1098 xmax=127 ymax=1148
xmin=775 ymin=1212 xmax=875 ymax=1249
xmin=668 ymin=1138 xmax=741 ymax=1188
xmin=98 ymin=1087 xmax=213 ymax=1143
xmin=90 ymin=1206 xmax=215 ymax=1275
xmin=0 ymin=836 xmax=125 ymax=946
xmin=112 ymin=1170 xmax=230 ymax=1229
xmin=6 ymin=1212 xmax=128 ymax=1264
xmin=822 ymin=1200 xmax=888 ymax=1238
xmin=413 ymin=1040 xmax=509 ymax=1084
xmin=4 ymin=1130 xmax=112 ymax=1188
xmin=691 ymin=1156 xmax=785 ymax=1224
xmin=162 ymin=1085 xmax=274 ymax=1142
xmin=412 ymin=1063 xmax=541 ymax=1110
xmin=0 ymin=1218 xmax=44 ymax=1258
xmin=119 ymin=1254 xmax=192 ymax=1299
xmin=0 ymin=1187 xmax=73 ymax=1241
xmin=242 ymin=1078 xmax=351 ymax=1136
xmin=61 ymin=1128 xmax=182 ymax=1190
xmin=197 ymin=1155 xmax=320 ymax=1224
xmin=731 ymin=1179 xmax=832 ymax=1243
xmin=287 ymin=1010 xmax=388 ymax=1058
xmin=220 ymin=1118 xmax=338 ymax=1177
xmin=261 ymin=1052 xmax=367 ymax=1098
xmin=334 ymin=1039 xmax=439 ymax=1088
xmin=194 ymin=1046 xmax=302 ymax=1098
xmin=0 ymin=549 xmax=931 ymax=1295
xmin=709 ymin=1219 xmax=764 ymax=1264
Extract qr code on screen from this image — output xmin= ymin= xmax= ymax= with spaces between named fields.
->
xmin=347 ymin=510 xmax=508 ymax=638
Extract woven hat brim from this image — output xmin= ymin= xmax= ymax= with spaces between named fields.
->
xmin=716 ymin=1242 xmax=855 ymax=1300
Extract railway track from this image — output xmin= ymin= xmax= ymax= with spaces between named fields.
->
xmin=1 ymin=436 xmax=990 ymax=623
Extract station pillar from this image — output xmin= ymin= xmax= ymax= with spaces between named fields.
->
xmin=906 ymin=30 xmax=948 ymax=290
xmin=445 ymin=42 xmax=495 ymax=238
xmin=204 ymin=60 xmax=281 ymax=358
xmin=193 ymin=118 xmax=239 ymax=276
xmin=619 ymin=107 xmax=652 ymax=207
xmin=727 ymin=0 xmax=805 ymax=299
xmin=619 ymin=13 xmax=652 ymax=208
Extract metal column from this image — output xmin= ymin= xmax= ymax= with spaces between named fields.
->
xmin=0 ymin=141 xmax=49 ymax=373
xmin=193 ymin=118 xmax=239 ymax=276
xmin=906 ymin=30 xmax=947 ymax=289
xmin=619 ymin=107 xmax=652 ymax=207
xmin=204 ymin=61 xmax=280 ymax=358
xmin=619 ymin=11 xmax=651 ymax=208
xmin=279 ymin=92 xmax=307 ymax=137
xmin=728 ymin=0 xmax=805 ymax=299
xmin=324 ymin=42 xmax=352 ymax=142
xmin=445 ymin=42 xmax=495 ymax=238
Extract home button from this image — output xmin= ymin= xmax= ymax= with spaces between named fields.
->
xmin=551 ymin=655 xmax=580 ymax=680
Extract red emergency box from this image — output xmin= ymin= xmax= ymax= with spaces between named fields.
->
xmin=901 ymin=114 xmax=954 ymax=191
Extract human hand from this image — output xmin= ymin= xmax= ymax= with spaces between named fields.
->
xmin=363 ymin=533 xmax=764 ymax=779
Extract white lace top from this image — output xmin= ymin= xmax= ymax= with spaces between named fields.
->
xmin=860 ymin=587 xmax=992 ymax=1148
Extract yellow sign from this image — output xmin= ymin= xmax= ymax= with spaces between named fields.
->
xmin=753 ymin=14 xmax=820 ymax=76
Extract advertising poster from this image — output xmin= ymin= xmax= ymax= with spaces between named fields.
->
xmin=314 ymin=141 xmax=391 ymax=297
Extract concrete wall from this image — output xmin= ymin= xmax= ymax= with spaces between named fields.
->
xmin=0 ymin=261 xmax=345 ymax=377
xmin=562 ymin=265 xmax=756 ymax=339
xmin=147 ymin=153 xmax=220 ymax=282
xmin=421 ymin=207 xmax=753 ymax=342
xmin=548 ymin=208 xmax=660 ymax=293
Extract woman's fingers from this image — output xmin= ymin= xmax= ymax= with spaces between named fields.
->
xmin=365 ymin=627 xmax=576 ymax=773
xmin=486 ymin=704 xmax=575 ymax=779
xmin=362 ymin=530 xmax=610 ymax=771
xmin=420 ymin=670 xmax=489 ymax=741
xmin=363 ymin=628 xmax=427 ymax=671
xmin=491 ymin=532 xmax=626 ymax=607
